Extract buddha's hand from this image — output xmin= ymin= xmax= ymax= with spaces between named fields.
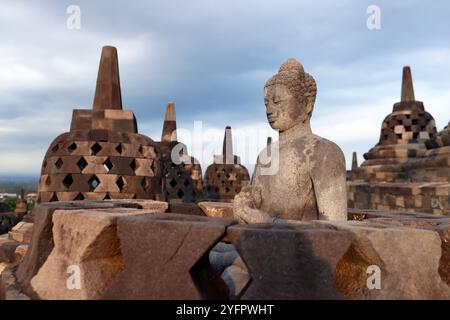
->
xmin=233 ymin=186 xmax=272 ymax=224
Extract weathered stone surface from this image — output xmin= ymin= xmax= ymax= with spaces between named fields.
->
xmin=347 ymin=210 xmax=450 ymax=288
xmin=348 ymin=182 xmax=450 ymax=215
xmin=0 ymin=262 xmax=7 ymax=274
xmin=8 ymin=221 xmax=33 ymax=244
xmin=168 ymin=200 xmax=203 ymax=215
xmin=16 ymin=200 xmax=167 ymax=298
xmin=0 ymin=264 xmax=30 ymax=300
xmin=14 ymin=245 xmax=28 ymax=263
xmin=0 ymin=234 xmax=20 ymax=263
xmin=30 ymin=208 xmax=161 ymax=299
xmin=227 ymin=223 xmax=354 ymax=299
xmin=10 ymin=204 xmax=450 ymax=300
xmin=234 ymin=58 xmax=347 ymax=223
xmin=199 ymin=201 xmax=234 ymax=219
xmin=314 ymin=220 xmax=450 ymax=299
xmin=221 ymin=260 xmax=251 ymax=300
xmin=103 ymin=213 xmax=235 ymax=300
xmin=105 ymin=199 xmax=168 ymax=211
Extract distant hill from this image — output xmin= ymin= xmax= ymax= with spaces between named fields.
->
xmin=0 ymin=175 xmax=39 ymax=194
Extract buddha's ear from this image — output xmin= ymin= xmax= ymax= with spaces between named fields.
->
xmin=305 ymin=95 xmax=315 ymax=116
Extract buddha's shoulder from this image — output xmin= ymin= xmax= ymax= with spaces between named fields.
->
xmin=304 ymin=134 xmax=345 ymax=161
xmin=265 ymin=135 xmax=345 ymax=159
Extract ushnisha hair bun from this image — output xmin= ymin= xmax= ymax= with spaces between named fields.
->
xmin=278 ymin=58 xmax=304 ymax=74
xmin=265 ymin=58 xmax=317 ymax=107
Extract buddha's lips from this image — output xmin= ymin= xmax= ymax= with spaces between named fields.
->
xmin=267 ymin=115 xmax=277 ymax=122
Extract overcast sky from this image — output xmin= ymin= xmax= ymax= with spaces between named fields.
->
xmin=0 ymin=0 xmax=449 ymax=176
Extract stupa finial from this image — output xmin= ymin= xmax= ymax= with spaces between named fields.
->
xmin=93 ymin=46 xmax=122 ymax=110
xmin=401 ymin=66 xmax=415 ymax=102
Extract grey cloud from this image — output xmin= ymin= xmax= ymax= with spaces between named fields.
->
xmin=0 ymin=0 xmax=450 ymax=174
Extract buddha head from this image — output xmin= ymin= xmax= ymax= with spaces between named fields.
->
xmin=264 ymin=58 xmax=317 ymax=132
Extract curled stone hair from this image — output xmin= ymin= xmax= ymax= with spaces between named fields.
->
xmin=265 ymin=58 xmax=317 ymax=112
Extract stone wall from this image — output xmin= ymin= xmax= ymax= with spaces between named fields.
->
xmin=348 ymin=181 xmax=450 ymax=215
xmin=347 ymin=67 xmax=450 ymax=215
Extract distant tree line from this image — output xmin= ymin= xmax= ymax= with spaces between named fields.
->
xmin=0 ymin=196 xmax=35 ymax=212
xmin=0 ymin=179 xmax=38 ymax=194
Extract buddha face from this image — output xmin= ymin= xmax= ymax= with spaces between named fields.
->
xmin=264 ymin=84 xmax=307 ymax=132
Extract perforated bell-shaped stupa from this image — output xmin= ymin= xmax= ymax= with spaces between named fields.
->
xmin=358 ymin=66 xmax=437 ymax=182
xmin=204 ymin=126 xmax=250 ymax=201
xmin=159 ymin=102 xmax=203 ymax=202
xmin=37 ymin=46 xmax=163 ymax=203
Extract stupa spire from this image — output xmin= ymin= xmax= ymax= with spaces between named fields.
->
xmin=401 ymin=66 xmax=415 ymax=102
xmin=223 ymin=126 xmax=234 ymax=164
xmin=161 ymin=101 xmax=177 ymax=142
xmin=93 ymin=46 xmax=122 ymax=110
xmin=351 ymin=151 xmax=358 ymax=171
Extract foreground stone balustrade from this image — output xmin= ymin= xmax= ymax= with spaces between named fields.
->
xmin=16 ymin=200 xmax=168 ymax=298
xmin=2 ymin=206 xmax=450 ymax=300
xmin=31 ymin=208 xmax=168 ymax=299
xmin=347 ymin=208 xmax=450 ymax=288
xmin=103 ymin=214 xmax=235 ymax=299
xmin=227 ymin=223 xmax=354 ymax=299
xmin=315 ymin=218 xmax=450 ymax=299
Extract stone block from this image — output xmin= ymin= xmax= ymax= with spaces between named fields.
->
xmin=0 ymin=235 xmax=20 ymax=263
xmin=70 ymin=110 xmax=93 ymax=131
xmin=355 ymin=213 xmax=450 ymax=288
xmin=16 ymin=200 xmax=167 ymax=298
xmin=168 ymin=200 xmax=203 ymax=215
xmin=222 ymin=262 xmax=251 ymax=300
xmin=14 ymin=245 xmax=28 ymax=263
xmin=103 ymin=213 xmax=235 ymax=300
xmin=314 ymin=220 xmax=450 ymax=299
xmin=0 ymin=264 xmax=31 ymax=300
xmin=226 ymin=223 xmax=354 ymax=299
xmin=198 ymin=201 xmax=234 ymax=219
xmin=30 ymin=208 xmax=161 ymax=299
xmin=8 ymin=222 xmax=34 ymax=244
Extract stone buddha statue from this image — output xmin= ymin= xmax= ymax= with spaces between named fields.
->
xmin=233 ymin=58 xmax=347 ymax=223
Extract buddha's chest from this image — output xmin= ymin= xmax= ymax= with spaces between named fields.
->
xmin=258 ymin=147 xmax=313 ymax=200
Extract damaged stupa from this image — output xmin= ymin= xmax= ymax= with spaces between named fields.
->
xmin=348 ymin=66 xmax=450 ymax=214
xmin=37 ymin=46 xmax=163 ymax=203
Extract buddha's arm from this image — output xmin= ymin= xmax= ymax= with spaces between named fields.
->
xmin=311 ymin=144 xmax=347 ymax=220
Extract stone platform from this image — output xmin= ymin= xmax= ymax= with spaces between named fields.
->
xmin=2 ymin=203 xmax=450 ymax=300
